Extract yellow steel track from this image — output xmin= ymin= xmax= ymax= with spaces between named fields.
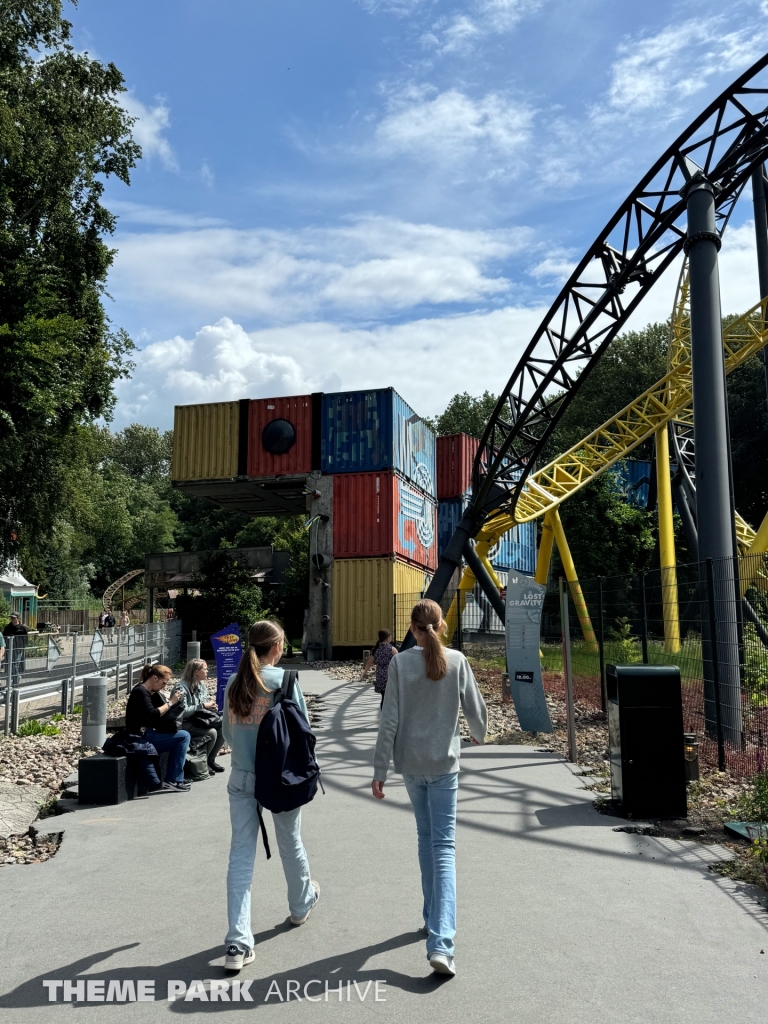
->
xmin=445 ymin=271 xmax=768 ymax=644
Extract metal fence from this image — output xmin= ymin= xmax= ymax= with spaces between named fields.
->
xmin=555 ymin=554 xmax=768 ymax=778
xmin=2 ymin=620 xmax=183 ymax=736
xmin=393 ymin=553 xmax=768 ymax=778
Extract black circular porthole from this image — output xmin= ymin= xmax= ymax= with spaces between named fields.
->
xmin=262 ymin=418 xmax=296 ymax=455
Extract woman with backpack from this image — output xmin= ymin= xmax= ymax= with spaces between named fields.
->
xmin=222 ymin=620 xmax=319 ymax=972
xmin=362 ymin=629 xmax=398 ymax=708
xmin=371 ymin=599 xmax=487 ymax=978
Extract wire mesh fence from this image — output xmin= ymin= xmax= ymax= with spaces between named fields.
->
xmin=392 ymin=552 xmax=768 ymax=778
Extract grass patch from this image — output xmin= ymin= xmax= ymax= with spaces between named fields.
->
xmin=17 ymin=719 xmax=60 ymax=737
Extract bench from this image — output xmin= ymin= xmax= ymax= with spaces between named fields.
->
xmin=78 ymin=751 xmax=170 ymax=805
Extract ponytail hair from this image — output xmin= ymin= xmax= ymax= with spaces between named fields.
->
xmin=372 ymin=628 xmax=392 ymax=654
xmin=228 ymin=620 xmax=285 ymax=718
xmin=140 ymin=663 xmax=172 ymax=685
xmin=410 ymin=599 xmax=447 ymax=681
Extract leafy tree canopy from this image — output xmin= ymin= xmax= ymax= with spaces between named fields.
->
xmin=429 ymin=391 xmax=498 ymax=438
xmin=0 ymin=0 xmax=139 ymax=561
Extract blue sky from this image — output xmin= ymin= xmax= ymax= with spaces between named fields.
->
xmin=67 ymin=0 xmax=768 ymax=429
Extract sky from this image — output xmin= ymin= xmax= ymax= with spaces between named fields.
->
xmin=65 ymin=0 xmax=768 ymax=430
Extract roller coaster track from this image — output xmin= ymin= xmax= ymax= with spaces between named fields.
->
xmin=445 ymin=268 xmax=768 ymax=643
xmin=472 ymin=291 xmax=768 ymax=542
xmin=468 ymin=53 xmax=768 ymax=532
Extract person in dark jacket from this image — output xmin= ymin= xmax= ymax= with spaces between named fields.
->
xmin=126 ymin=664 xmax=191 ymax=792
xmin=3 ymin=614 xmax=28 ymax=686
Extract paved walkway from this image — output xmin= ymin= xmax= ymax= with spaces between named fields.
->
xmin=0 ymin=669 xmax=766 ymax=1022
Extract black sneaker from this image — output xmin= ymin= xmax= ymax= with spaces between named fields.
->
xmin=225 ymin=944 xmax=255 ymax=971
xmin=208 ymin=762 xmax=226 ymax=773
xmin=165 ymin=780 xmax=191 ymax=792
xmin=147 ymin=782 xmax=176 ymax=794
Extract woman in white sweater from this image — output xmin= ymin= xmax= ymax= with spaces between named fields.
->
xmin=371 ymin=599 xmax=487 ymax=978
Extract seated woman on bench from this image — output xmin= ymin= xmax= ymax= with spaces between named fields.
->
xmin=172 ymin=658 xmax=225 ymax=774
xmin=126 ymin=664 xmax=191 ymax=792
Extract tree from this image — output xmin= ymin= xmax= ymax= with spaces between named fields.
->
xmin=174 ymin=551 xmax=269 ymax=639
xmin=542 ymin=322 xmax=670 ymax=464
xmin=0 ymin=1 xmax=139 ymax=562
xmin=430 ymin=391 xmax=498 ymax=438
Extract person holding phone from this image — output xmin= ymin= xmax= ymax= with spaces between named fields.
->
xmin=126 ymin=664 xmax=191 ymax=792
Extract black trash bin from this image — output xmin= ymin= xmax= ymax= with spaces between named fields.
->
xmin=607 ymin=664 xmax=687 ymax=819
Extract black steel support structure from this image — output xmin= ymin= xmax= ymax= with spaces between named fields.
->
xmin=751 ymin=164 xmax=768 ymax=407
xmin=685 ymin=175 xmax=743 ymax=745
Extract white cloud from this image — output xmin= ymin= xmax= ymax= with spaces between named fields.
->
xmin=109 ymin=200 xmax=225 ymax=229
xmin=121 ymin=93 xmax=177 ymax=169
xmin=594 ymin=17 xmax=768 ymax=127
xmin=114 ymin=304 xmax=546 ymax=429
xmin=425 ymin=0 xmax=546 ymax=54
xmin=375 ymin=87 xmax=534 ymax=167
xmin=111 ymin=215 xmax=529 ymax=320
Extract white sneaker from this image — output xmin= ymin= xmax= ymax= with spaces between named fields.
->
xmin=224 ymin=944 xmax=255 ymax=971
xmin=429 ymin=953 xmax=456 ymax=976
xmin=290 ymin=881 xmax=320 ymax=926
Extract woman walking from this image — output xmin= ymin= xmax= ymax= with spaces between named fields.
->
xmin=173 ymin=658 xmax=226 ymax=775
xmin=362 ymin=629 xmax=398 ymax=708
xmin=222 ymin=620 xmax=319 ymax=972
xmin=371 ymin=599 xmax=487 ymax=978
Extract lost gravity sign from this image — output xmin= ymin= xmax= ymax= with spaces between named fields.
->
xmin=505 ymin=575 xmax=552 ymax=733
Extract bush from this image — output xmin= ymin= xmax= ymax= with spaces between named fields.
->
xmin=17 ymin=719 xmax=60 ymax=737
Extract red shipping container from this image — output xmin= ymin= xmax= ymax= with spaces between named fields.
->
xmin=333 ymin=471 xmax=438 ymax=571
xmin=437 ymin=433 xmax=479 ymax=499
xmin=248 ymin=395 xmax=314 ymax=477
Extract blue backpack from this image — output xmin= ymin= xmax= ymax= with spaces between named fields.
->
xmin=253 ymin=671 xmax=323 ymax=859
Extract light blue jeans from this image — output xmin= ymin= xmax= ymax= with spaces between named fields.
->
xmin=226 ymin=768 xmax=315 ymax=949
xmin=403 ymin=771 xmax=459 ymax=959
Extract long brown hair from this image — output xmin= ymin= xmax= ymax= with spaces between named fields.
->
xmin=410 ymin=599 xmax=447 ymax=681
xmin=228 ymin=620 xmax=285 ymax=718
xmin=140 ymin=663 xmax=172 ymax=686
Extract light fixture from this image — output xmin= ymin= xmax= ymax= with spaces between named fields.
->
xmin=683 ymin=733 xmax=699 ymax=782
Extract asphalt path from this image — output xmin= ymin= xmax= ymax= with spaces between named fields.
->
xmin=0 ymin=668 xmax=766 ymax=1022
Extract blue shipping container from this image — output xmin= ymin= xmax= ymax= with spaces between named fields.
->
xmin=437 ymin=498 xmax=536 ymax=574
xmin=610 ymin=459 xmax=652 ymax=509
xmin=321 ymin=388 xmax=436 ymax=498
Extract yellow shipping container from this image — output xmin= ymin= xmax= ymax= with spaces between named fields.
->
xmin=172 ymin=402 xmax=240 ymax=481
xmin=332 ymin=557 xmax=432 ymax=647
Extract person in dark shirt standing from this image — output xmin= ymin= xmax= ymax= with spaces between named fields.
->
xmin=3 ymin=613 xmax=28 ymax=686
xmin=126 ymin=663 xmax=191 ymax=792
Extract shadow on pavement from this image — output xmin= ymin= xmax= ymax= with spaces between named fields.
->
xmin=0 ymin=930 xmax=448 ymax=1009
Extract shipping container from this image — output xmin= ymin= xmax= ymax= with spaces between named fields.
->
xmin=436 ymin=433 xmax=479 ymax=500
xmin=437 ymin=497 xmax=536 ymax=574
xmin=321 ymin=388 xmax=436 ymax=497
xmin=248 ymin=395 xmax=317 ymax=477
xmin=332 ymin=557 xmax=432 ymax=647
xmin=610 ymin=459 xmax=652 ymax=509
xmin=333 ymin=472 xmax=438 ymax=570
xmin=171 ymin=401 xmax=240 ymax=481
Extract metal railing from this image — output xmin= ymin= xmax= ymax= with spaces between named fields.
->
xmin=2 ymin=620 xmax=183 ymax=736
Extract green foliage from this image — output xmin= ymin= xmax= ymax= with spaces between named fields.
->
xmin=429 ymin=391 xmax=498 ymax=439
xmin=542 ymin=323 xmax=670 ymax=463
xmin=233 ymin=516 xmax=309 ymax=638
xmin=175 ymin=550 xmax=269 ymax=638
xmin=17 ymin=718 xmax=59 ymax=736
xmin=607 ymin=617 xmax=643 ymax=663
xmin=0 ymin=1 xmax=140 ymax=562
xmin=553 ymin=469 xmax=656 ymax=580
xmin=743 ymin=622 xmax=768 ymax=706
xmin=732 ymin=771 xmax=768 ymax=823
